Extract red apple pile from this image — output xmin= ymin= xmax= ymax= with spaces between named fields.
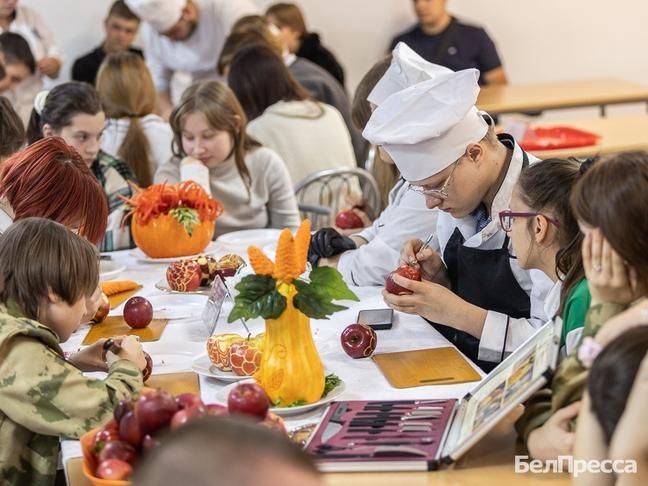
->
xmin=123 ymin=297 xmax=153 ymax=329
xmin=341 ymin=323 xmax=377 ymax=359
xmin=335 ymin=209 xmax=364 ymax=230
xmin=384 ymin=264 xmax=422 ymax=295
xmin=88 ymin=387 xmax=284 ymax=481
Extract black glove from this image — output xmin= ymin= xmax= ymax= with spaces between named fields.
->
xmin=308 ymin=228 xmax=357 ymax=267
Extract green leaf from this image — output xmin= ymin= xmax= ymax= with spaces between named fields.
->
xmin=305 ymin=267 xmax=360 ymax=302
xmin=293 ymin=280 xmax=347 ymax=319
xmin=169 ymin=207 xmax=199 ymax=236
xmin=323 ymin=373 xmax=341 ymax=397
xmin=227 ymin=275 xmax=286 ymax=323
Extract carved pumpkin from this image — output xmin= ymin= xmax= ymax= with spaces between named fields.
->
xmin=132 ymin=213 xmax=215 ymax=258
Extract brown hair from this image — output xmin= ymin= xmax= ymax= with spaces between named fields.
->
xmin=588 ymin=327 xmax=648 ymax=444
xmin=0 ymin=217 xmax=99 ymax=321
xmin=0 ymin=137 xmax=108 ymax=245
xmin=107 ymin=0 xmax=139 ymax=21
xmin=218 ymin=23 xmax=284 ymax=76
xmin=518 ymin=158 xmax=584 ymax=314
xmin=169 ymin=81 xmax=259 ymax=191
xmin=96 ymin=52 xmax=157 ymax=186
xmin=571 ymin=151 xmax=648 ymax=292
xmin=228 ymin=44 xmax=312 ymax=121
xmin=266 ymin=3 xmax=307 ymax=38
xmin=0 ymin=32 xmax=36 ymax=74
xmin=0 ymin=96 xmax=25 ymax=159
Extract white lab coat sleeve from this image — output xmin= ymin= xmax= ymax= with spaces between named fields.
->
xmin=141 ymin=25 xmax=173 ymax=93
xmin=478 ymin=269 xmax=553 ymax=363
xmin=27 ymin=8 xmax=61 ymax=60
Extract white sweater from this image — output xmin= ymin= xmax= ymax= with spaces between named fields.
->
xmin=101 ymin=115 xmax=174 ymax=177
xmin=246 ymin=100 xmax=357 ymax=185
xmin=154 ymin=146 xmax=300 ymax=237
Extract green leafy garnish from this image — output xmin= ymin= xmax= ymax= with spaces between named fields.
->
xmin=323 ymin=373 xmax=341 ymax=396
xmin=293 ymin=267 xmax=359 ymax=319
xmin=228 ymin=275 xmax=286 ymax=322
xmin=169 ymin=207 xmax=199 ymax=236
xmin=284 ymin=399 xmax=308 ymax=407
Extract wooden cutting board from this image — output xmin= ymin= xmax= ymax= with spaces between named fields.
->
xmin=82 ymin=316 xmax=168 ymax=345
xmin=372 ymin=347 xmax=482 ymax=388
xmin=108 ymin=288 xmax=142 ymax=309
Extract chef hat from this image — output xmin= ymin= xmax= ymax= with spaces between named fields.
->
xmin=125 ymin=0 xmax=185 ymax=33
xmin=363 ymin=43 xmax=488 ymax=182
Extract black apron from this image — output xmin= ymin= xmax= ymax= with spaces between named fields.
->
xmin=430 ymin=150 xmax=530 ymax=373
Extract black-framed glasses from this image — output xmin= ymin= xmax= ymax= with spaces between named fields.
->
xmin=499 ymin=210 xmax=560 ymax=232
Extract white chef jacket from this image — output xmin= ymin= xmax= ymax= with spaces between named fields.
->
xmin=338 ymin=178 xmax=438 ymax=286
xmin=432 ymin=135 xmax=554 ymax=364
xmin=0 ymin=6 xmax=60 ymax=61
xmin=140 ymin=0 xmax=257 ymax=92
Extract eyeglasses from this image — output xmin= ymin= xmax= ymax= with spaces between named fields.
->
xmin=499 ymin=210 xmax=560 ymax=232
xmin=408 ymin=160 xmax=459 ymax=200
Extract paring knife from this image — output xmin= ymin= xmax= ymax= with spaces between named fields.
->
xmin=320 ymin=403 xmax=348 ymax=444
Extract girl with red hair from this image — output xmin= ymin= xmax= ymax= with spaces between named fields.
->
xmin=0 ymin=137 xmax=108 ymax=245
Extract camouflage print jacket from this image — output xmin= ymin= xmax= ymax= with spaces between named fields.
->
xmin=0 ymin=304 xmax=143 ymax=486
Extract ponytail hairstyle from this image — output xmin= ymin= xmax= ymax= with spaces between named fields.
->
xmin=26 ymin=82 xmax=103 ymax=144
xmin=169 ymin=81 xmax=259 ymax=194
xmin=0 ymin=137 xmax=108 ymax=245
xmin=96 ymin=52 xmax=156 ymax=186
xmin=517 ymin=158 xmax=585 ymax=314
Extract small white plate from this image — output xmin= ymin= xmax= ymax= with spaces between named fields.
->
xmin=154 ymin=279 xmax=212 ymax=296
xmin=129 ymin=241 xmax=220 ymax=264
xmin=216 ymin=229 xmax=283 ymax=252
xmin=111 ymin=294 xmax=207 ymax=319
xmin=215 ymin=378 xmax=346 ymax=416
xmin=99 ymin=260 xmax=126 ymax=280
xmin=191 ymin=354 xmax=251 ymax=383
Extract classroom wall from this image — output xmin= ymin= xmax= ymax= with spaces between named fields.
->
xmin=24 ymin=0 xmax=648 ymax=108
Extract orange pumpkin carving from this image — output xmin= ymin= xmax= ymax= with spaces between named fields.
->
xmin=132 ymin=214 xmax=215 ymax=259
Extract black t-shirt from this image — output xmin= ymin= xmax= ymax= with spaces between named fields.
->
xmin=297 ymin=33 xmax=345 ymax=87
xmin=71 ymin=45 xmax=144 ymax=85
xmin=390 ymin=18 xmax=502 ymax=85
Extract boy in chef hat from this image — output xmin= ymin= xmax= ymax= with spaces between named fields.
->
xmin=366 ymin=43 xmax=552 ymax=371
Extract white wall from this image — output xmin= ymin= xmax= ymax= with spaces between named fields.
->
xmin=24 ymin=0 xmax=648 ymax=114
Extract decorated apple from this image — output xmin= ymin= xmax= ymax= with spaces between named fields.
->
xmin=341 ymin=323 xmax=377 ymax=359
xmin=91 ymin=292 xmax=111 ymax=324
xmin=335 ymin=209 xmax=364 ymax=230
xmin=96 ymin=459 xmax=132 ymax=480
xmin=227 ymin=382 xmax=270 ymax=420
xmin=193 ymin=255 xmax=218 ymax=286
xmin=385 ymin=264 xmax=422 ymax=295
xmin=142 ymin=352 xmax=153 ymax=381
xmin=229 ymin=341 xmax=262 ymax=376
xmin=98 ymin=440 xmax=137 ymax=464
xmin=167 ymin=259 xmax=202 ymax=292
xmin=216 ymin=253 xmax=245 ymax=279
xmin=206 ymin=333 xmax=243 ymax=371
xmin=134 ymin=390 xmax=178 ymax=435
xmin=123 ymin=296 xmax=153 ymax=328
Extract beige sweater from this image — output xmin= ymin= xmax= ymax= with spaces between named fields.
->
xmin=154 ymin=147 xmax=300 ymax=237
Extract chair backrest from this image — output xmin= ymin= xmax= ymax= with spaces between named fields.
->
xmin=293 ymin=167 xmax=381 ymax=230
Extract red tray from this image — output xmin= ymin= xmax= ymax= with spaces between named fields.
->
xmin=520 ymin=126 xmax=600 ymax=151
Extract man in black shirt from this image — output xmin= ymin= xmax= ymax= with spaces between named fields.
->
xmin=71 ymin=1 xmax=143 ymax=85
xmin=390 ymin=0 xmax=507 ymax=86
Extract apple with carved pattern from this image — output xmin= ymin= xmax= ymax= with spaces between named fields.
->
xmin=166 ymin=260 xmax=202 ymax=292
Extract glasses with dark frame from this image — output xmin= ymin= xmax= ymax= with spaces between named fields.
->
xmin=499 ymin=210 xmax=560 ymax=232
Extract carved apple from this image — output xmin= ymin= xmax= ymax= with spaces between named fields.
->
xmin=206 ymin=333 xmax=243 ymax=371
xmin=229 ymin=341 xmax=262 ymax=376
xmin=166 ymin=260 xmax=202 ymax=292
xmin=384 ymin=264 xmax=422 ymax=295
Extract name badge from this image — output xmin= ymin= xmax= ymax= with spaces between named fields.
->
xmin=201 ymin=276 xmax=229 ymax=335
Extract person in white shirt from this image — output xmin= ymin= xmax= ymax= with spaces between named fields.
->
xmin=97 ymin=51 xmax=173 ymax=187
xmin=125 ymin=0 xmax=257 ymax=119
xmin=155 ymin=80 xmax=300 ymax=237
xmin=0 ymin=0 xmax=61 ymax=80
xmin=0 ymin=31 xmax=39 ymax=123
xmin=365 ymin=43 xmax=552 ymax=372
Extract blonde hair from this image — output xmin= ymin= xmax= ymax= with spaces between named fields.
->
xmin=170 ymin=81 xmax=260 ymax=194
xmin=96 ymin=52 xmax=157 ymax=186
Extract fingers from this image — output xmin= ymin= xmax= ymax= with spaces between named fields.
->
xmin=391 ymin=273 xmax=425 ymax=293
xmin=601 ymin=237 xmax=613 ymax=282
xmin=590 ymin=229 xmax=603 ymax=273
xmin=400 ymin=239 xmax=423 ymax=266
xmin=582 ymin=231 xmax=592 ymax=277
xmin=416 ymin=246 xmax=436 ymax=263
xmin=554 ymin=401 xmax=581 ymax=423
xmin=381 ymin=290 xmax=417 ymax=314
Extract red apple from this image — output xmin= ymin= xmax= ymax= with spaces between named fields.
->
xmin=229 ymin=341 xmax=262 ymax=376
xmin=227 ymin=382 xmax=270 ymax=420
xmin=123 ymin=296 xmax=153 ymax=329
xmin=135 ymin=390 xmax=178 ymax=435
xmin=91 ymin=292 xmax=111 ymax=324
xmin=341 ymin=323 xmax=377 ymax=359
xmin=113 ymin=400 xmax=132 ymax=423
xmin=175 ymin=393 xmax=205 ymax=411
xmin=142 ymin=352 xmax=153 ymax=381
xmin=93 ymin=420 xmax=120 ymax=453
xmin=98 ymin=440 xmax=137 ymax=464
xmin=141 ymin=434 xmax=160 ymax=454
xmin=166 ymin=260 xmax=202 ymax=292
xmin=335 ymin=209 xmax=364 ymax=230
xmin=170 ymin=406 xmax=204 ymax=430
xmin=384 ymin=264 xmax=421 ymax=295
xmin=96 ymin=459 xmax=132 ymax=480
xmin=205 ymin=403 xmax=228 ymax=416
xmin=118 ymin=411 xmax=143 ymax=447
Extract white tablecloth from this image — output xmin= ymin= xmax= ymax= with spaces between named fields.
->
xmin=61 ymin=243 xmax=484 ymax=478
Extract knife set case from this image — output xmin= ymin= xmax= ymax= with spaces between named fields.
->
xmin=306 ymin=320 xmax=561 ymax=472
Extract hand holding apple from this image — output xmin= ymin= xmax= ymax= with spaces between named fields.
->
xmin=385 ymin=264 xmax=421 ymax=295
xmin=341 ymin=323 xmax=377 ymax=359
xmin=335 ymin=209 xmax=365 ymax=230
xmin=91 ymin=292 xmax=111 ymax=324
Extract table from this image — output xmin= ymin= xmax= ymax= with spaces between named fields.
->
xmin=478 ymin=78 xmax=648 ymax=116
xmin=522 ymin=115 xmax=648 ymax=159
xmin=61 ymin=242 xmax=567 ymax=485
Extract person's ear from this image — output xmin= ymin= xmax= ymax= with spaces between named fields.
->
xmin=466 ymin=143 xmax=484 ymax=164
xmin=42 ymin=124 xmax=56 ymax=138
xmin=534 ymin=215 xmax=550 ymax=245
xmin=232 ymin=115 xmax=242 ymax=132
xmin=47 ymin=289 xmax=62 ymax=304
